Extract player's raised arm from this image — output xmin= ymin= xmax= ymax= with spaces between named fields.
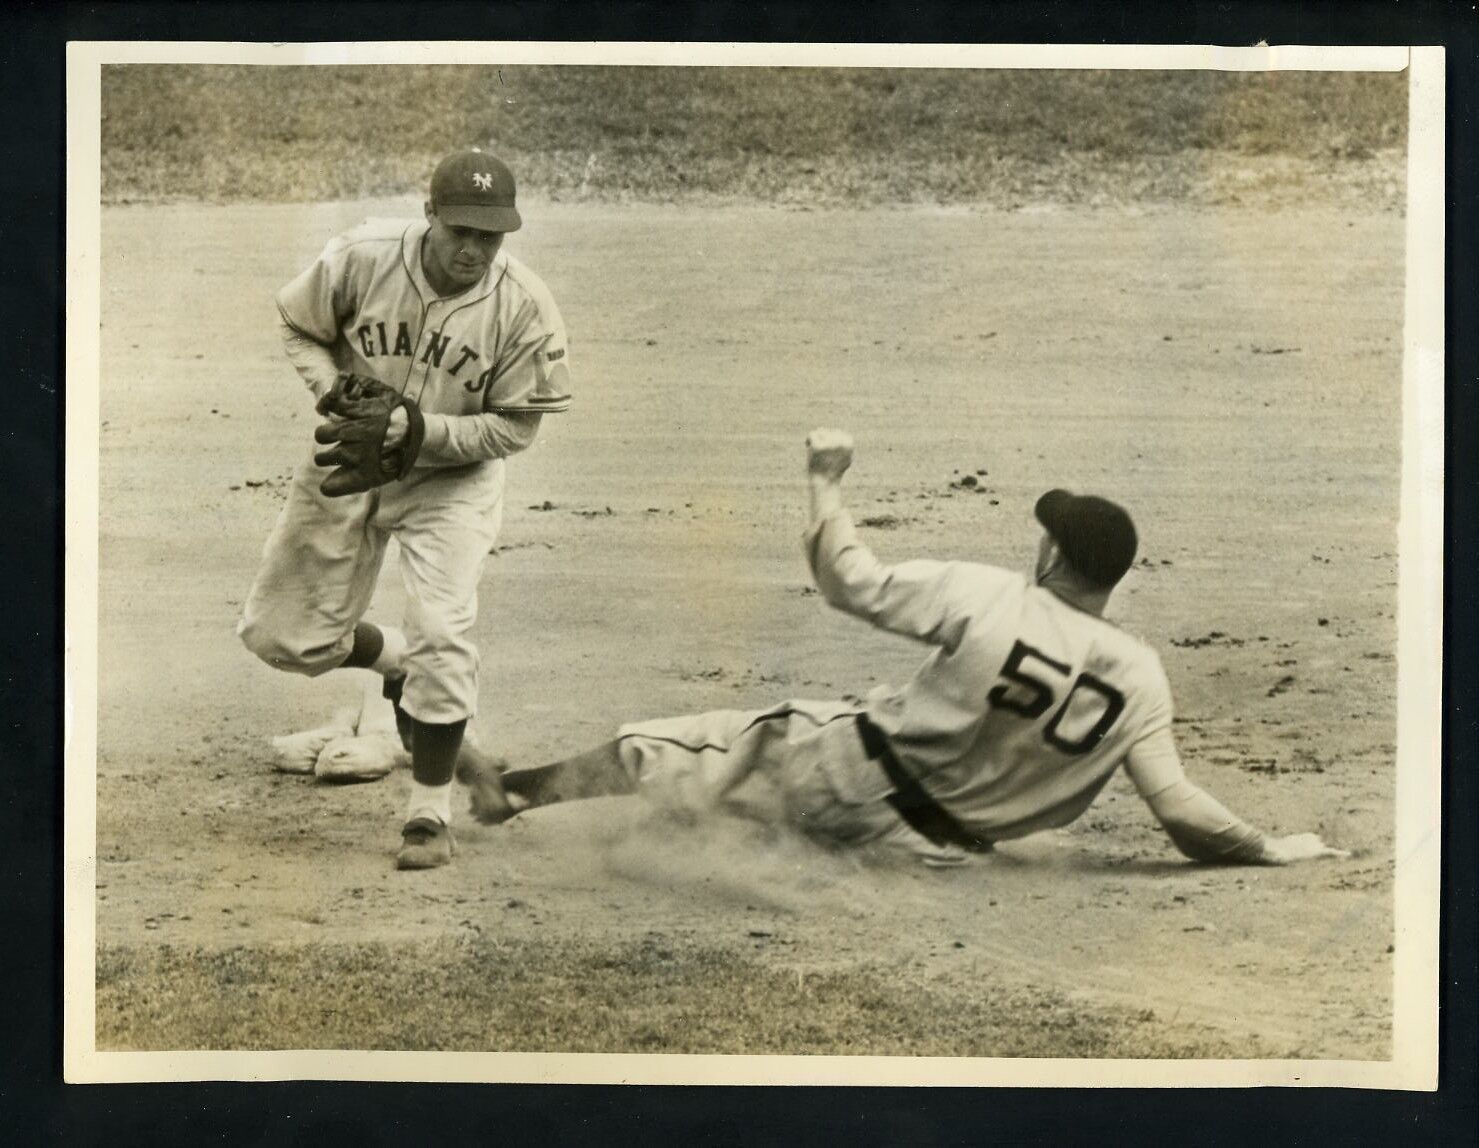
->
xmin=805 ymin=426 xmax=855 ymax=524
xmin=1125 ymin=727 xmax=1350 ymax=865
xmin=803 ymin=429 xmax=969 ymax=649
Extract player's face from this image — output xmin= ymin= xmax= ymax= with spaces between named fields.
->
xmin=423 ymin=208 xmax=504 ymax=290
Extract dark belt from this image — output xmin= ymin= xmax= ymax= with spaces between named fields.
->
xmin=854 ymin=714 xmax=993 ymax=853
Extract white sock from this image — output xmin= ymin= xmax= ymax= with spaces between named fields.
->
xmin=406 ymin=780 xmax=453 ymax=827
xmin=372 ymin=625 xmax=409 ymax=677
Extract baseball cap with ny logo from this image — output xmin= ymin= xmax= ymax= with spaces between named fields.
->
xmin=430 ymin=149 xmax=522 ymax=233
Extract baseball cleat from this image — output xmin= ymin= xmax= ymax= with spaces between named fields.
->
xmin=456 ymin=746 xmax=528 ymax=825
xmin=314 ymin=731 xmax=409 ymax=783
xmin=396 ymin=817 xmax=455 ymax=870
xmin=918 ymin=844 xmax=972 ymax=869
xmin=269 ymin=709 xmax=357 ymax=774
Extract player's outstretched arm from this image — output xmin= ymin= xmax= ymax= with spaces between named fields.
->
xmin=1125 ymin=728 xmax=1350 ymax=866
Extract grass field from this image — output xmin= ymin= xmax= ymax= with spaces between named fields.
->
xmin=97 ymin=935 xmax=1266 ymax=1057
xmin=101 ymin=65 xmax=1406 ymax=207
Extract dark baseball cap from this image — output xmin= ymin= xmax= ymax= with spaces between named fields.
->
xmin=429 ymin=149 xmax=522 ymax=233
xmin=1034 ymin=489 xmax=1139 ymax=588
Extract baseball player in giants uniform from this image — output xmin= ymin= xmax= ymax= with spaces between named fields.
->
xmin=238 ymin=149 xmax=571 ymax=870
xmin=461 ymin=430 xmax=1347 ymax=871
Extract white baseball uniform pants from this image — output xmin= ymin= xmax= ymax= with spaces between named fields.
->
xmin=238 ymin=449 xmax=505 ymax=724
xmin=615 ymin=699 xmax=961 ymax=862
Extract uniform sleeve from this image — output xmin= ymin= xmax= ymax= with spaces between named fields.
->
xmin=1126 ymin=728 xmax=1270 ymax=864
xmin=1122 ymin=725 xmax=1187 ymax=797
xmin=1126 ymin=652 xmax=1176 ymax=746
xmin=414 ymin=286 xmax=570 ymax=465
xmin=275 ymin=234 xmax=356 ymax=345
xmin=482 ymin=295 xmax=572 ymax=414
xmin=805 ymin=509 xmax=975 ymax=648
xmin=417 ymin=410 xmax=544 ymax=464
xmin=278 ymin=313 xmax=342 ymax=401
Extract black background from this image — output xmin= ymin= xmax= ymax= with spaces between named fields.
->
xmin=5 ymin=2 xmax=1474 ymax=1142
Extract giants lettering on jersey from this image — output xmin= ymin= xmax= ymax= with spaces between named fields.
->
xmin=277 ymin=219 xmax=572 ymax=416
xmin=355 ymin=320 xmax=498 ymax=393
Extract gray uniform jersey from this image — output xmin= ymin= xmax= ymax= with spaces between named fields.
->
xmin=808 ymin=509 xmax=1174 ymax=840
xmin=276 ymin=217 xmax=571 ymax=467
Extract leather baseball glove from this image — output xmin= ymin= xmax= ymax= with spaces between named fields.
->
xmin=312 ymin=374 xmax=426 ymax=497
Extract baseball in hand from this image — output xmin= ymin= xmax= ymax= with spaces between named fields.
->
xmin=806 ymin=428 xmax=855 ymax=480
xmin=386 ymin=406 xmax=410 ymax=449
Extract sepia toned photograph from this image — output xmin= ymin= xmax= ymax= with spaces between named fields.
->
xmin=64 ymin=43 xmax=1443 ymax=1086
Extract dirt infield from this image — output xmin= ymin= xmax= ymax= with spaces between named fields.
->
xmin=94 ymin=199 xmax=1401 ymax=1058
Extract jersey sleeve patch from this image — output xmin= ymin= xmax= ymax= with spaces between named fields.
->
xmin=482 ymin=334 xmax=573 ymax=413
xmin=528 ymin=341 xmax=572 ymax=411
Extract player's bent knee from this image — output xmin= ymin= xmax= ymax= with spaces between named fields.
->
xmin=237 ymin=616 xmax=348 ymax=677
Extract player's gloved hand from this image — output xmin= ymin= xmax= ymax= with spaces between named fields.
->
xmin=312 ymin=373 xmax=426 ymax=497
xmin=806 ymin=427 xmax=855 ymax=482
xmin=1261 ymin=832 xmax=1351 ymax=865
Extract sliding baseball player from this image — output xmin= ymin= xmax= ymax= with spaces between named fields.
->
xmin=460 ymin=430 xmax=1349 ymax=871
